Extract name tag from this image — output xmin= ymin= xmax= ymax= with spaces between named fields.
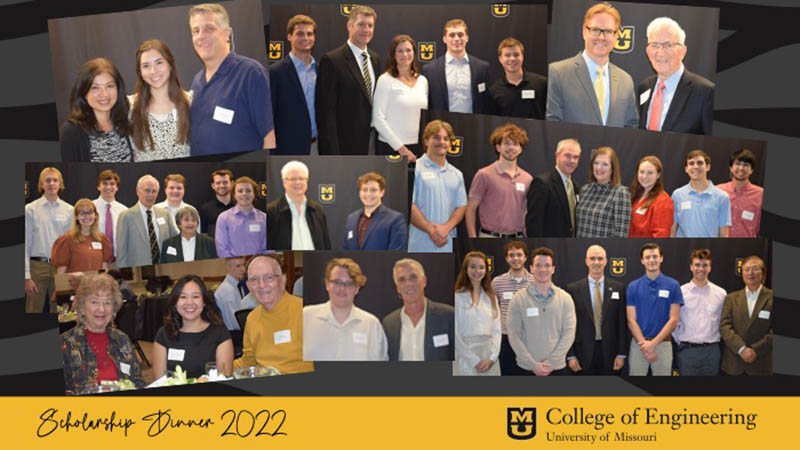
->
xmin=742 ymin=210 xmax=755 ymax=221
xmin=274 ymin=329 xmax=291 ymax=345
xmin=421 ymin=171 xmax=435 ymax=180
xmin=347 ymin=230 xmax=354 ymax=240
xmin=640 ymin=89 xmax=651 ymax=105
xmin=167 ymin=348 xmax=185 ymax=361
xmin=635 ymin=207 xmax=647 ymax=215
xmin=680 ymin=201 xmax=692 ymax=211
xmin=119 ymin=362 xmax=130 ymax=376
xmin=166 ymin=246 xmax=178 ymax=256
xmin=249 ymin=224 xmax=261 ymax=232
xmin=758 ymin=310 xmax=770 ymax=320
xmin=156 ymin=217 xmax=166 ymax=225
xmin=477 ymin=82 xmax=486 ymax=93
xmin=91 ymin=241 xmax=102 ymax=250
xmin=432 ymin=333 xmax=449 ymax=347
xmin=521 ymin=89 xmax=535 ymax=99
xmin=213 ymin=106 xmax=234 ymax=124
xmin=658 ymin=289 xmax=670 ymax=299
xmin=575 ymin=194 xmax=580 ymax=203
xmin=706 ymin=303 xmax=718 ymax=313
xmin=515 ymin=182 xmax=525 ymax=192
xmin=526 ymin=307 xmax=539 ymax=317
xmin=56 ymin=214 xmax=68 ymax=222
xmin=352 ymin=332 xmax=367 ymax=344
xmin=503 ymin=291 xmax=513 ymax=300
xmin=611 ymin=291 xmax=620 ymax=300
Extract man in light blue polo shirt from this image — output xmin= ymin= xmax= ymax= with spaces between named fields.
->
xmin=671 ymin=150 xmax=731 ymax=237
xmin=626 ymin=242 xmax=683 ymax=376
xmin=408 ymin=120 xmax=467 ymax=252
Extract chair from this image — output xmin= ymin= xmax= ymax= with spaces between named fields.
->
xmin=234 ymin=309 xmax=253 ymax=332
xmin=115 ymin=297 xmax=150 ymax=368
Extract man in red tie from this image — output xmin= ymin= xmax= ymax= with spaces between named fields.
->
xmin=92 ymin=170 xmax=127 ymax=260
xmin=637 ymin=17 xmax=715 ymax=135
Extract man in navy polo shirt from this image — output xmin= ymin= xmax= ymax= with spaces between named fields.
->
xmin=189 ymin=3 xmax=275 ymax=155
xmin=626 ymin=242 xmax=683 ymax=376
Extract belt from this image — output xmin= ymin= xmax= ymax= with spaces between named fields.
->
xmin=480 ymin=228 xmax=524 ymax=238
xmin=30 ymin=256 xmax=50 ymax=263
xmin=680 ymin=342 xmax=718 ymax=348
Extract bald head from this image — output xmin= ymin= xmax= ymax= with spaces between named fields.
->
xmin=585 ymin=245 xmax=607 ymax=279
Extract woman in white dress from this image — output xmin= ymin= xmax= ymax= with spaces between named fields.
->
xmin=372 ymin=34 xmax=428 ymax=163
xmin=129 ymin=39 xmax=192 ymax=161
xmin=454 ymin=251 xmax=501 ymax=376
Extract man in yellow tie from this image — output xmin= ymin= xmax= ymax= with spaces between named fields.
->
xmin=545 ymin=1 xmax=638 ymax=127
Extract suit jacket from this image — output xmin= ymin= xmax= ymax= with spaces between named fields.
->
xmin=637 ymin=69 xmax=714 ymax=135
xmin=315 ymin=43 xmax=380 ymax=155
xmin=526 ymin=169 xmax=581 ymax=237
xmin=546 ymin=52 xmax=638 ymax=127
xmin=341 ymin=204 xmax=407 ymax=250
xmin=720 ymin=286 xmax=773 ymax=375
xmin=383 ymin=299 xmax=455 ymax=361
xmin=266 ymin=195 xmax=331 ymax=250
xmin=115 ymin=202 xmax=178 ymax=268
xmin=269 ymin=56 xmax=313 ymax=154
xmin=423 ymin=53 xmax=492 ymax=114
xmin=159 ymin=232 xmax=218 ymax=263
xmin=566 ymin=277 xmax=629 ymax=372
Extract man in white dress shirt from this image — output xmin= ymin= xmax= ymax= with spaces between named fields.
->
xmin=93 ymin=169 xmax=127 ymax=259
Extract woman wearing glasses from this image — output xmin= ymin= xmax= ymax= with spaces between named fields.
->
xmin=51 ymin=198 xmax=113 ymax=273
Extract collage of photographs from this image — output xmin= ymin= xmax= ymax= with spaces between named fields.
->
xmin=27 ymin=0 xmax=772 ymax=395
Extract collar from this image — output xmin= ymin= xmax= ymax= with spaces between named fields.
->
xmin=528 ymin=283 xmax=554 ymax=302
xmin=347 ymin=40 xmax=370 ymax=60
xmin=554 ymin=166 xmax=571 ymax=185
xmin=589 ymin=276 xmax=605 ymax=287
xmin=581 ymin=51 xmax=609 ymax=76
xmin=419 ymin=153 xmax=449 ymax=171
xmin=362 ymin=203 xmax=382 ymax=218
xmin=138 ymin=202 xmax=153 ymax=214
xmin=657 ymin=64 xmax=684 ymax=89
xmin=289 ymin=52 xmax=315 ymax=70
xmin=746 ymin=284 xmax=763 ymax=298
xmin=233 ymin=204 xmax=256 ymax=216
xmin=492 ymin=160 xmax=519 ymax=178
xmin=181 ymin=234 xmax=197 ymax=244
xmin=321 ymin=301 xmax=358 ymax=326
xmin=212 ymin=51 xmax=236 ymax=78
xmin=645 ymin=273 xmax=664 ymax=284
xmin=445 ymin=51 xmax=470 ymax=64
xmin=688 ymin=180 xmax=716 ymax=195
xmin=285 ymin=193 xmax=307 ymax=210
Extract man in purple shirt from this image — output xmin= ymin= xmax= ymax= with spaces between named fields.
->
xmin=466 ymin=123 xmax=533 ymax=238
xmin=717 ymin=149 xmax=763 ymax=237
xmin=674 ymin=249 xmax=726 ymax=375
xmin=215 ymin=176 xmax=266 ymax=257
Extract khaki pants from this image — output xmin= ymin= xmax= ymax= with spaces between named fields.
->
xmin=26 ymin=259 xmax=55 ymax=313
xmin=628 ymin=339 xmax=672 ymax=376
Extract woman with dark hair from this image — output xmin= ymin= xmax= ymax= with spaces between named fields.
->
xmin=51 ymin=198 xmax=112 ymax=273
xmin=60 ymin=58 xmax=134 ymax=162
xmin=453 ymin=251 xmax=501 ymax=376
xmin=371 ymin=34 xmax=428 ymax=162
xmin=153 ymin=275 xmax=233 ymax=378
xmin=576 ymin=146 xmax=632 ymax=237
xmin=129 ymin=39 xmax=192 ymax=161
xmin=629 ymin=156 xmax=674 ymax=237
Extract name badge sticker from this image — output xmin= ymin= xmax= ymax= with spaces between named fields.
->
xmin=274 ymin=329 xmax=291 ymax=345
xmin=249 ymin=224 xmax=261 ymax=232
xmin=742 ymin=210 xmax=755 ymax=221
xmin=421 ymin=171 xmax=435 ymax=181
xmin=347 ymin=230 xmax=354 ymax=240
xmin=213 ymin=106 xmax=234 ymax=124
xmin=91 ymin=241 xmax=102 ymax=250
xmin=352 ymin=332 xmax=367 ymax=344
xmin=56 ymin=214 xmax=68 ymax=222
xmin=503 ymin=292 xmax=513 ymax=300
xmin=167 ymin=348 xmax=185 ymax=361
xmin=680 ymin=201 xmax=692 ymax=211
xmin=658 ymin=289 xmax=670 ymax=298
xmin=526 ymin=307 xmax=539 ymax=317
xmin=477 ymin=82 xmax=486 ymax=93
xmin=515 ymin=182 xmax=525 ymax=192
xmin=758 ymin=310 xmax=770 ymax=320
xmin=156 ymin=217 xmax=166 ymax=225
xmin=166 ymin=246 xmax=178 ymax=256
xmin=640 ymin=89 xmax=651 ymax=105
xmin=636 ymin=207 xmax=647 ymax=215
xmin=433 ymin=334 xmax=449 ymax=347
xmin=611 ymin=291 xmax=620 ymax=300
xmin=521 ymin=90 xmax=535 ymax=99
xmin=119 ymin=362 xmax=131 ymax=376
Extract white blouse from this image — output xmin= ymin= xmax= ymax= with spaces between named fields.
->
xmin=371 ymin=73 xmax=428 ymax=150
xmin=454 ymin=289 xmax=501 ymax=369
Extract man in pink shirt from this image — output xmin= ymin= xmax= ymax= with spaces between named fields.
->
xmin=465 ymin=123 xmax=533 ymax=238
xmin=673 ymin=249 xmax=727 ymax=375
xmin=718 ymin=149 xmax=763 ymax=237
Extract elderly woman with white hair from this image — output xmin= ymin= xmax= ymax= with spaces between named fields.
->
xmin=61 ymin=273 xmax=144 ymax=394
xmin=266 ymin=160 xmax=331 ymax=250
xmin=160 ymin=206 xmax=218 ymax=262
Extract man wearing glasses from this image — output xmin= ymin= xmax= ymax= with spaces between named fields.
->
xmin=234 ymin=254 xmax=314 ymax=374
xmin=546 ymin=2 xmax=638 ymax=128
xmin=267 ymin=160 xmax=332 ymax=250
xmin=638 ymin=17 xmax=714 ymax=135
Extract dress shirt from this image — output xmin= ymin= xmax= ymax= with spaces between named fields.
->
xmin=399 ymin=301 xmax=427 ymax=361
xmin=347 ymin=40 xmax=376 ymax=96
xmin=180 ymin=235 xmax=196 ymax=262
xmin=154 ymin=200 xmax=201 ymax=233
xmin=468 ymin=162 xmax=532 ymax=233
xmin=239 ymin=293 xmax=258 ymax=311
xmin=746 ymin=285 xmax=762 ymax=318
xmin=717 ymin=181 xmax=763 ymax=237
xmin=582 ymin=51 xmax=610 ymax=124
xmin=215 ymin=205 xmax=267 ymax=257
xmin=286 ymin=194 xmax=315 ymax=250
xmin=589 ymin=276 xmax=604 ymax=317
xmin=289 ymin=52 xmax=318 ymax=138
xmin=372 ymin=73 xmax=428 ymax=150
xmin=25 ymin=196 xmax=73 ymax=278
xmin=408 ymin=154 xmax=467 ymax=252
xmin=445 ymin=52 xmax=472 ymax=113
xmin=138 ymin=203 xmax=162 ymax=243
xmin=303 ymin=302 xmax=388 ymax=361
xmin=674 ymin=280 xmax=726 ymax=344
xmin=454 ymin=290 xmax=501 ymax=368
xmin=93 ymin=197 xmax=126 ymax=254
xmin=199 ymin=197 xmax=234 ymax=238
xmin=672 ymin=181 xmax=732 ymax=237
xmin=645 ymin=65 xmax=684 ymax=131
xmin=626 ymin=273 xmax=684 ymax=338
xmin=214 ymin=274 xmax=243 ymax=331
xmin=491 ymin=270 xmax=535 ymax=335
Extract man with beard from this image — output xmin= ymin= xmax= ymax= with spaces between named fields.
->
xmin=199 ymin=169 xmax=234 ymax=238
xmin=466 ymin=123 xmax=532 ymax=238
xmin=717 ymin=149 xmax=763 ymax=237
xmin=491 ymin=241 xmax=535 ymax=375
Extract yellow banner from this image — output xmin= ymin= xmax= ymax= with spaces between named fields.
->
xmin=2 ymin=396 xmax=796 ymax=448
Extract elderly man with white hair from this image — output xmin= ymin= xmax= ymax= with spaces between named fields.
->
xmin=266 ymin=160 xmax=331 ymax=250
xmin=115 ymin=174 xmax=178 ymax=267
xmin=637 ymin=17 xmax=715 ymax=135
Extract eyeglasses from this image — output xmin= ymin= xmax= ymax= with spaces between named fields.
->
xmin=647 ymin=41 xmax=683 ymax=51
xmin=77 ymin=210 xmax=96 ymax=216
xmin=284 ymin=177 xmax=308 ymax=183
xmin=585 ymin=27 xmax=618 ymax=38
xmin=742 ymin=267 xmax=762 ymax=274
xmin=247 ymin=274 xmax=281 ymax=284
xmin=328 ymin=279 xmax=356 ymax=288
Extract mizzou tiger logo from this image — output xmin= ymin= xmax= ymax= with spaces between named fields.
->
xmin=24 ymin=181 xmax=29 ymax=198
xmin=268 ymin=41 xmax=283 ymax=60
xmin=610 ymin=257 xmax=626 ymax=276
xmin=736 ymin=258 xmax=744 ymax=276
xmin=259 ymin=182 xmax=267 ymax=198
xmin=340 ymin=4 xmax=356 ymax=16
xmin=448 ymin=136 xmax=463 ymax=157
xmin=386 ymin=154 xmax=403 ymax=163
xmin=492 ymin=4 xmax=510 ymax=18
xmin=614 ymin=26 xmax=634 ymax=53
xmin=319 ymin=184 xmax=336 ymax=204
xmin=486 ymin=256 xmax=495 ymax=275
xmin=418 ymin=42 xmax=435 ymax=62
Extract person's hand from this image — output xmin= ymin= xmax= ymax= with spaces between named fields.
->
xmin=397 ymin=146 xmax=417 ymax=163
xmin=25 ymin=279 xmax=39 ymax=297
xmin=429 ymin=224 xmax=449 ymax=247
xmin=568 ymin=358 xmax=582 ymax=372
xmin=475 ymin=359 xmax=494 ymax=372
xmin=645 ymin=351 xmax=658 ymax=363
xmin=640 ymin=339 xmax=657 ymax=355
xmin=613 ymin=356 xmax=625 ymax=371
xmin=532 ymin=361 xmax=553 ymax=376
xmin=740 ymin=347 xmax=757 ymax=364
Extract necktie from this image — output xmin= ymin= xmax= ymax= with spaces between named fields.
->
xmin=594 ymin=67 xmax=605 ymax=120
xmin=105 ymin=203 xmax=114 ymax=258
xmin=361 ymin=51 xmax=372 ymax=101
xmin=647 ymin=80 xmax=666 ymax=131
xmin=238 ymin=279 xmax=250 ymax=298
xmin=146 ymin=210 xmax=159 ymax=264
xmin=566 ymin=177 xmax=576 ymax=229
xmin=593 ymin=281 xmax=603 ymax=340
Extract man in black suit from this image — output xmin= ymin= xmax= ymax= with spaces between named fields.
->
xmin=315 ymin=5 xmax=380 ymax=155
xmin=423 ymin=19 xmax=491 ymax=114
xmin=566 ymin=245 xmax=629 ymax=375
xmin=270 ymin=14 xmax=319 ymax=155
xmin=525 ymin=138 xmax=582 ymax=237
xmin=638 ymin=17 xmax=714 ymax=135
